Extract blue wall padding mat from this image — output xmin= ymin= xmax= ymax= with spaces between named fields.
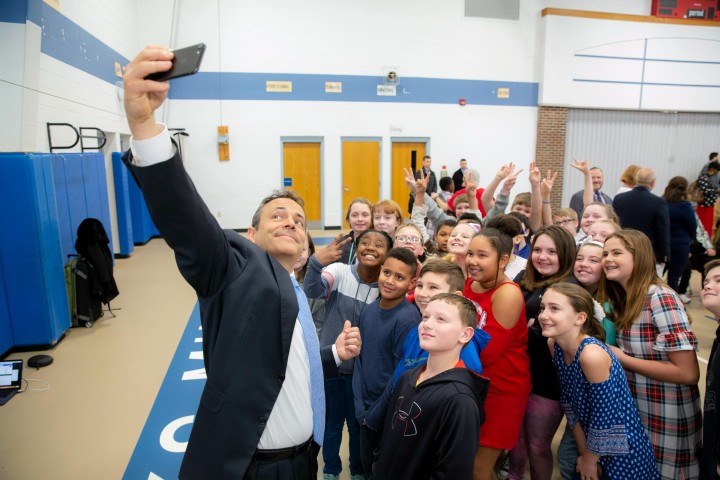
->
xmin=112 ymin=152 xmax=134 ymax=256
xmin=0 ymin=153 xmax=70 ymax=346
xmin=0 ymin=254 xmax=14 ymax=356
xmin=127 ymin=168 xmax=160 ymax=245
xmin=51 ymin=153 xmax=115 ymax=263
xmin=123 ymin=303 xmax=204 ymax=479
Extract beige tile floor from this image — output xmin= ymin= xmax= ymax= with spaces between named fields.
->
xmin=0 ymin=233 xmax=713 ymax=479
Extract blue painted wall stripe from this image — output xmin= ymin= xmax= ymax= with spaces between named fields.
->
xmin=169 ymin=72 xmax=538 ymax=106
xmin=20 ymin=0 xmax=537 ymax=107
xmin=0 ymin=0 xmax=28 ymax=24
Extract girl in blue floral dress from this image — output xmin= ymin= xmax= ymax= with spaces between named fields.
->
xmin=539 ymin=283 xmax=658 ymax=480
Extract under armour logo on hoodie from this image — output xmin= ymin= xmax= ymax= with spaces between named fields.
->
xmin=392 ymin=396 xmax=422 ymax=437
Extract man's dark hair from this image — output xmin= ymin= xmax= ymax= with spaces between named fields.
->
xmin=708 ymin=160 xmax=720 ymax=173
xmin=457 ymin=212 xmax=481 ymax=224
xmin=439 ymin=176 xmax=454 ymax=192
xmin=251 ymin=190 xmax=304 ymax=229
xmin=385 ymin=247 xmax=418 ymax=276
xmin=710 ymin=152 xmax=718 ymax=161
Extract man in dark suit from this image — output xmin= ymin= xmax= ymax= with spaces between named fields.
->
xmin=613 ymin=167 xmax=671 ymax=268
xmin=569 ymin=166 xmax=612 ymax=219
xmin=408 ymin=155 xmax=437 ymax=213
xmin=452 ymin=158 xmax=468 ymax=192
xmin=122 ymin=46 xmax=361 ymax=480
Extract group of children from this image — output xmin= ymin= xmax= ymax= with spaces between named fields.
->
xmin=290 ymin=159 xmax=718 ymax=480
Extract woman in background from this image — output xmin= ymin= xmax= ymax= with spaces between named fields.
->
xmin=661 ymin=177 xmax=696 ymax=293
xmin=617 ymin=164 xmax=641 ymax=195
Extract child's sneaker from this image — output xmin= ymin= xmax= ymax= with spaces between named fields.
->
xmin=350 ymin=475 xmax=366 ymax=480
xmin=680 ymin=293 xmax=691 ymax=304
xmin=322 ymin=474 xmax=339 ymax=480
xmin=496 ymin=452 xmax=510 ymax=479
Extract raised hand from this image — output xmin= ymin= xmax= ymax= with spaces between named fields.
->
xmin=529 ymin=161 xmax=541 ymax=185
xmin=464 ymin=171 xmax=477 ymax=197
xmin=335 ymin=320 xmax=361 ymax=360
xmin=415 ymin=168 xmax=429 ymax=196
xmin=541 ymin=170 xmax=558 ymax=196
xmin=123 ymin=46 xmax=174 ymax=139
xmin=570 ymin=156 xmax=591 ymax=175
xmin=495 ymin=163 xmax=516 ymax=181
xmin=403 ymin=167 xmax=418 ymax=193
xmin=314 ymin=233 xmax=352 ymax=266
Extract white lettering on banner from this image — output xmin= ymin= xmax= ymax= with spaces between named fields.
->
xmin=194 ymin=337 xmax=202 ymax=343
xmin=182 ymin=368 xmax=207 ymax=381
xmin=148 ymin=473 xmax=164 ymax=480
xmin=189 ymin=351 xmax=203 ymax=360
xmin=159 ymin=416 xmax=194 ymax=453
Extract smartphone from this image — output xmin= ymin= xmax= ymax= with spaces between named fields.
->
xmin=145 ymin=43 xmax=206 ymax=81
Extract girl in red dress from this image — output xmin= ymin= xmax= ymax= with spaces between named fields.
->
xmin=463 ymin=227 xmax=531 ymax=480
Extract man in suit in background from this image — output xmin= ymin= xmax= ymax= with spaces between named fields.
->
xmin=452 ymin=158 xmax=468 ymax=192
xmin=569 ymin=166 xmax=613 ymax=219
xmin=122 ymin=45 xmax=361 ymax=480
xmin=613 ymin=167 xmax=671 ymax=269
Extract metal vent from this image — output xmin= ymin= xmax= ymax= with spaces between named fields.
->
xmin=465 ymin=0 xmax=520 ymax=20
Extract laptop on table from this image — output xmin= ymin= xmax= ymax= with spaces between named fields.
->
xmin=0 ymin=359 xmax=23 ymax=406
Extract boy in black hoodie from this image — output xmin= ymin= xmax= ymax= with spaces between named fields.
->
xmin=374 ymin=293 xmax=489 ymax=479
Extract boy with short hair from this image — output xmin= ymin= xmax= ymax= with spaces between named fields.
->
xmin=353 ymin=247 xmax=422 ymax=476
xmin=363 ymin=259 xmax=490 ymax=431
xmin=553 ymin=207 xmax=579 ymax=235
xmin=699 ymin=259 xmax=720 ymax=479
xmin=374 ymin=293 xmax=490 ymax=479
xmin=511 ymin=192 xmax=532 ymax=218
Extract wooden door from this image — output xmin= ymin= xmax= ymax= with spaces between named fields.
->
xmin=342 ymin=141 xmax=380 ymax=228
xmin=391 ymin=142 xmax=426 ymax=214
xmin=283 ymin=142 xmax=321 ymax=227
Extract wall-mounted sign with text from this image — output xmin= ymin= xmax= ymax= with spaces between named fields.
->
xmin=497 ymin=88 xmax=510 ymax=99
xmin=325 ymin=82 xmax=342 ymax=93
xmin=377 ymin=85 xmax=397 ymax=96
xmin=266 ymin=81 xmax=293 ymax=92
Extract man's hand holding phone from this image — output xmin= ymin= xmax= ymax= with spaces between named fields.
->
xmin=123 ymin=46 xmax=174 ymax=140
xmin=123 ymin=44 xmax=205 ymax=140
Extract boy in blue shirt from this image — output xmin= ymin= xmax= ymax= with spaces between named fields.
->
xmin=352 ymin=247 xmax=421 ymax=477
xmin=374 ymin=293 xmax=490 ymax=479
xmin=363 ymin=258 xmax=490 ymax=431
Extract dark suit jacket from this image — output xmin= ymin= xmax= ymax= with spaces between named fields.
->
xmin=613 ymin=186 xmax=671 ymax=263
xmin=569 ymin=189 xmax=613 ymax=220
xmin=123 ymin=150 xmax=337 ymax=479
xmin=452 ymin=168 xmax=465 ymax=192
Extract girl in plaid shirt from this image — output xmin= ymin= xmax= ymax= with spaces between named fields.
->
xmin=598 ymin=230 xmax=702 ymax=479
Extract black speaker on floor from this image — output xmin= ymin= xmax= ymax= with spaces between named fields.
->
xmin=27 ymin=355 xmax=53 ymax=369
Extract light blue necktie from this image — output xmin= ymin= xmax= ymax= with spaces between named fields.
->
xmin=290 ymin=276 xmax=325 ymax=446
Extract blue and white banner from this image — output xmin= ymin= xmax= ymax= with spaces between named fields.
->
xmin=123 ymin=304 xmax=204 ymax=480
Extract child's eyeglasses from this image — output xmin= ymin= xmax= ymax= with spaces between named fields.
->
xmin=395 ymin=235 xmax=422 ymax=244
xmin=554 ymin=219 xmax=573 ymax=226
